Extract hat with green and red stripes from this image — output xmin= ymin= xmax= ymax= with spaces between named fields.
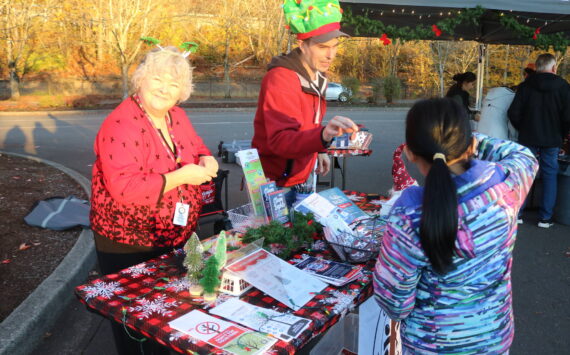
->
xmin=283 ymin=0 xmax=349 ymax=43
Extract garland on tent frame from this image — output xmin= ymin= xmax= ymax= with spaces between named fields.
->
xmin=342 ymin=5 xmax=570 ymax=53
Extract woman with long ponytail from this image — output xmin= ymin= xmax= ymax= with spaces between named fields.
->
xmin=374 ymin=98 xmax=538 ymax=354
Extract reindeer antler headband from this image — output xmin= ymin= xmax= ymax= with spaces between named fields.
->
xmin=140 ymin=37 xmax=198 ymax=58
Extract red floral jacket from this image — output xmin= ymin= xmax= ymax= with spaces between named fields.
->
xmin=90 ymin=97 xmax=211 ymax=247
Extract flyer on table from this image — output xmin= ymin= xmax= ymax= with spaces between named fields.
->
xmin=226 ymin=248 xmax=327 ymax=310
xmin=211 ymin=298 xmax=312 ymax=342
xmin=169 ymin=309 xmax=276 ymax=355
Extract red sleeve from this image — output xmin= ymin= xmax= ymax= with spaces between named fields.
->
xmin=95 ymin=111 xmax=165 ymax=205
xmin=261 ymin=70 xmax=326 ymax=159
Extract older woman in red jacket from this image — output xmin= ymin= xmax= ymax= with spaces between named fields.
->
xmin=90 ymin=46 xmax=217 ymax=354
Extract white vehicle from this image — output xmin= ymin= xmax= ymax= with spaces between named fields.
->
xmin=325 ymin=82 xmax=352 ymax=102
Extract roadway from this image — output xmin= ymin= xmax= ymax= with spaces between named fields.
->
xmin=0 ymin=107 xmax=568 ymax=354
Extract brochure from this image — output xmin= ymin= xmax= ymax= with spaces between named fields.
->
xmin=210 ymin=298 xmax=311 ymax=342
xmin=235 ymin=149 xmax=267 ymax=216
xmin=259 ymin=181 xmax=277 ymax=222
xmin=318 ymin=187 xmax=369 ymax=226
xmin=266 ymin=190 xmax=290 ymax=225
xmin=293 ymin=192 xmax=337 ymax=222
xmin=169 ymin=310 xmax=276 ymax=355
xmin=225 ymin=248 xmax=327 ymax=310
xmin=293 ymin=255 xmax=363 ymax=287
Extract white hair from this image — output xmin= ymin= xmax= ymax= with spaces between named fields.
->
xmin=131 ymin=46 xmax=194 ymax=102
xmin=535 ymin=53 xmax=556 ymax=73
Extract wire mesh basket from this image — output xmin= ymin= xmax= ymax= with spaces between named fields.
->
xmin=227 ymin=203 xmax=264 ymax=233
xmin=324 ymin=216 xmax=387 ymax=263
xmin=326 ymin=235 xmax=382 ymax=263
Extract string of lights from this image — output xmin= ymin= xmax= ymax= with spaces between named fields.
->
xmin=343 ymin=5 xmax=570 ymax=52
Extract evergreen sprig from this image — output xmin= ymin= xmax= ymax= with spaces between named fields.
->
xmin=500 ymin=16 xmax=570 ymax=53
xmin=241 ymin=212 xmax=322 ymax=260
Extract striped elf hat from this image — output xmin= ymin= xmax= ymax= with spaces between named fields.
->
xmin=283 ymin=0 xmax=349 ymax=43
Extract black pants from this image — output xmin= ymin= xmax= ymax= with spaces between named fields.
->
xmin=96 ymin=248 xmax=175 ymax=355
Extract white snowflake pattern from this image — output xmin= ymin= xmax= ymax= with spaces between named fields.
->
xmin=83 ymin=281 xmax=124 ymax=300
xmin=122 ymin=262 xmax=155 ymax=277
xmin=128 ymin=294 xmax=179 ymax=319
xmin=322 ymin=290 xmax=357 ymax=315
xmin=169 ymin=330 xmax=189 ymax=342
xmin=369 ymin=199 xmax=384 ymax=205
xmin=366 ymin=209 xmax=382 ymax=216
xmin=347 ymin=194 xmax=364 ymax=202
xmin=164 ymin=278 xmax=190 ymax=293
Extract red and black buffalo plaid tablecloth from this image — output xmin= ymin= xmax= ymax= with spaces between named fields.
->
xmin=76 ymin=191 xmax=388 ymax=355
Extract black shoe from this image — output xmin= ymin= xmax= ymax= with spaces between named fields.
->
xmin=537 ymin=219 xmax=554 ymax=228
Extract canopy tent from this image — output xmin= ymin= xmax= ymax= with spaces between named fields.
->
xmin=340 ymin=1 xmax=570 ymax=107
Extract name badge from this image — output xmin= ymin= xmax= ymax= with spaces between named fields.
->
xmin=173 ymin=202 xmax=190 ymax=226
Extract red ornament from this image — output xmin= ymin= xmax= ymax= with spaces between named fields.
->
xmin=533 ymin=27 xmax=541 ymax=40
xmin=308 ymin=5 xmax=314 ymax=10
xmin=285 ymin=25 xmax=290 ymax=29
xmin=432 ymin=24 xmax=442 ymax=37
xmin=379 ymin=33 xmax=391 ymax=45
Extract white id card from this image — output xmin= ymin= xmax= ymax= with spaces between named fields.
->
xmin=173 ymin=202 xmax=189 ymax=226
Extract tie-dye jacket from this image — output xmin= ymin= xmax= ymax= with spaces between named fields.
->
xmin=373 ymin=134 xmax=538 ymax=354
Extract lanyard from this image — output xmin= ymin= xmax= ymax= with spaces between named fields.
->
xmin=132 ymin=94 xmax=186 ymax=202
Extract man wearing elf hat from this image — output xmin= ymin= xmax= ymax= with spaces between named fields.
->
xmin=252 ymin=0 xmax=358 ymax=205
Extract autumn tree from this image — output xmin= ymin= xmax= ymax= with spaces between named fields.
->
xmin=0 ymin=0 xmax=54 ymax=99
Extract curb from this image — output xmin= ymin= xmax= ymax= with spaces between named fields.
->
xmin=0 ymin=151 xmax=96 ymax=355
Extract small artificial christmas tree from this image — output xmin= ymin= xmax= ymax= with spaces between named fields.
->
xmin=214 ymin=231 xmax=228 ymax=270
xmin=199 ymin=255 xmax=221 ymax=301
xmin=183 ymin=233 xmax=204 ymax=296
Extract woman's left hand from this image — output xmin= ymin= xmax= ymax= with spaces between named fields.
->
xmin=199 ymin=156 xmax=219 ymax=175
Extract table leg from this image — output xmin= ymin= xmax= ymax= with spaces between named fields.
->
xmin=341 ymin=156 xmax=347 ymax=190
xmin=330 ymin=157 xmax=336 ymax=188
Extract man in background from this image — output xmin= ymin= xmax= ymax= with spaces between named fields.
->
xmin=508 ymin=53 xmax=570 ymax=227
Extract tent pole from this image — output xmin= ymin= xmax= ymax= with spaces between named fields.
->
xmin=476 ymin=43 xmax=487 ymax=111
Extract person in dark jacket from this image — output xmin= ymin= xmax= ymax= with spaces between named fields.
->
xmin=446 ymin=72 xmax=480 ymax=123
xmin=508 ymin=53 xmax=570 ymax=227
xmin=252 ymin=0 xmax=358 ymax=206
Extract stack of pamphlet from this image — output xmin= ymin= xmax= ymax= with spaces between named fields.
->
xmin=293 ymin=254 xmax=363 ymax=287
xmin=294 ymin=188 xmax=386 ymax=263
xmin=234 ymin=149 xmax=289 ymax=225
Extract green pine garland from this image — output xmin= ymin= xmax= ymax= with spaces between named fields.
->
xmin=343 ymin=6 xmax=569 ymax=53
xmin=241 ymin=212 xmax=322 ymax=260
xmin=342 ymin=6 xmax=484 ymax=41
xmin=499 ymin=16 xmax=570 ymax=53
